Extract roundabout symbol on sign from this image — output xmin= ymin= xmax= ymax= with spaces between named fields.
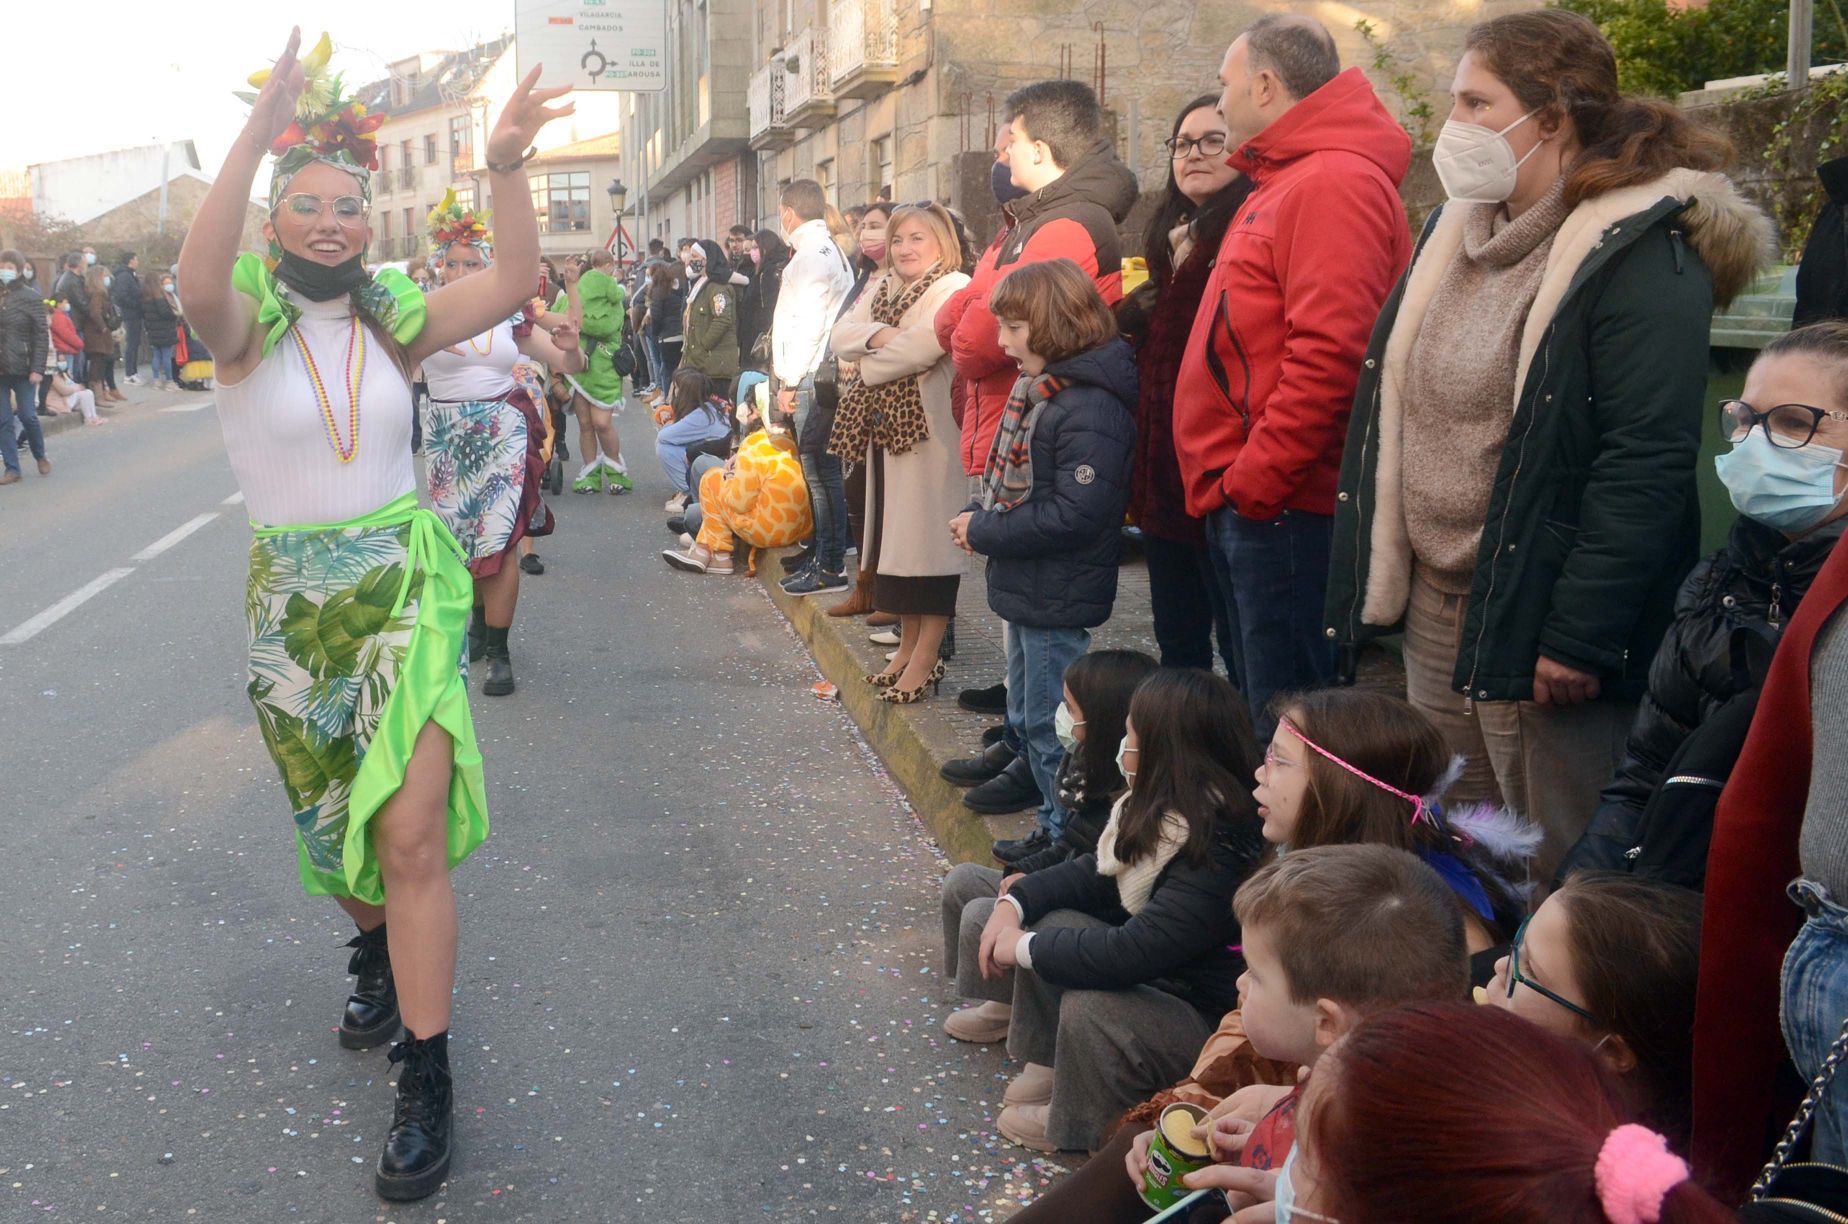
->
xmin=581 ymin=39 xmax=609 ymax=83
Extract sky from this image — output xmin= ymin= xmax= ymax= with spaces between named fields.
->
xmin=2 ymin=2 xmax=520 ymax=174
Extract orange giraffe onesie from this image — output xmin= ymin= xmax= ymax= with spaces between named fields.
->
xmin=695 ymin=429 xmax=814 ymax=555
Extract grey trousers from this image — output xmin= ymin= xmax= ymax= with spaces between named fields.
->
xmin=940 ymin=861 xmax=1215 ymax=1153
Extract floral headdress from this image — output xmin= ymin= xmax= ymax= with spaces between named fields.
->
xmin=240 ymin=33 xmax=387 ymax=213
xmin=427 ymin=187 xmax=493 ymax=257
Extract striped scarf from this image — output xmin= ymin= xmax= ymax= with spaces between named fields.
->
xmin=979 ymin=369 xmax=1066 ymax=511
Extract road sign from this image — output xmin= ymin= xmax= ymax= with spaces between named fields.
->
xmin=515 ymin=0 xmax=667 ymax=92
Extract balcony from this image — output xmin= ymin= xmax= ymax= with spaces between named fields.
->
xmin=782 ymin=28 xmax=836 ymax=128
xmin=828 ymin=0 xmax=899 ymax=99
xmin=748 ymin=62 xmax=792 ymax=150
xmin=451 ymin=148 xmax=475 ymax=180
xmin=398 ymin=165 xmax=418 ymax=193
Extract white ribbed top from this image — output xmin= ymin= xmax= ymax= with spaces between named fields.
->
xmin=421 ymin=319 xmax=517 ymax=402
xmin=216 ymin=295 xmax=415 ymax=527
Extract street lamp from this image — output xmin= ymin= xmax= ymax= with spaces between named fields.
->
xmin=607 ymin=178 xmax=628 ymax=265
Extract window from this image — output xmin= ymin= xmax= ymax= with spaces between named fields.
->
xmin=454 ymin=183 xmax=476 ymax=212
xmin=816 ymin=159 xmax=834 ymax=207
xmin=381 ymin=211 xmax=393 ymax=242
xmin=378 ymin=145 xmax=389 ymax=174
xmin=870 ymin=137 xmax=892 ymax=201
xmin=449 ymin=115 xmax=471 ymax=167
xmin=530 ymin=171 xmax=592 ymax=233
xmin=403 ymin=208 xmax=415 ymax=245
xmin=424 ymin=134 xmax=438 ymax=165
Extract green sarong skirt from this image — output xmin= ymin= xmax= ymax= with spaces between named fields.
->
xmin=244 ymin=491 xmax=489 ymax=902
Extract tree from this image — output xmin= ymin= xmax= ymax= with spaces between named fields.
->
xmin=1555 ymin=0 xmax=1848 ymax=96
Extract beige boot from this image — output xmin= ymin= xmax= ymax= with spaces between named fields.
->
xmin=943 ymin=1000 xmax=1011 ymax=1044
xmin=1002 ymin=1061 xmax=1054 ymax=1107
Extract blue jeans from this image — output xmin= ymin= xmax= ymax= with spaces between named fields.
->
xmin=0 ymin=375 xmax=46 ymax=474
xmin=1205 ymin=506 xmax=1335 ymax=734
xmin=1005 ymin=621 xmax=1090 ymax=838
xmin=1143 ymin=534 xmax=1237 ymax=675
xmin=683 ymin=453 xmax=725 ymax=536
xmin=152 ymin=345 xmax=176 ymax=382
xmin=1783 ymin=879 xmax=1848 ymax=1165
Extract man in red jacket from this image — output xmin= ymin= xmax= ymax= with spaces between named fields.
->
xmin=935 ymin=79 xmax=1138 ymax=479
xmin=1172 ymin=14 xmax=1412 ymax=729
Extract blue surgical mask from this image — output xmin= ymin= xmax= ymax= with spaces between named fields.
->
xmin=0 ymin=269 xmax=14 ymax=285
xmin=1714 ymin=428 xmax=1848 ymax=533
xmin=1115 ymin=735 xmax=1136 ymax=786
xmin=1275 ymin=1147 xmax=1341 ymax=1223
xmin=1053 ymin=702 xmax=1083 ymax=753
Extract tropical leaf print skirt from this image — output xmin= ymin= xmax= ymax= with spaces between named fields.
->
xmin=245 ymin=492 xmax=490 ymax=902
xmin=422 ymin=390 xmax=549 ymax=581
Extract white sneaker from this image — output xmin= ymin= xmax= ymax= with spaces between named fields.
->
xmin=868 ymin=628 xmax=900 ymax=646
xmin=125 ymin=374 xmax=142 ymax=385
xmin=664 ymin=492 xmax=689 ymax=513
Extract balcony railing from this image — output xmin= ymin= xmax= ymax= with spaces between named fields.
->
xmin=828 ymin=0 xmax=899 ymax=99
xmin=451 ymin=148 xmax=475 ymax=180
xmin=748 ymin=62 xmax=792 ymax=150
xmin=398 ymin=165 xmax=418 ymax=193
xmin=783 ymin=27 xmax=836 ymax=127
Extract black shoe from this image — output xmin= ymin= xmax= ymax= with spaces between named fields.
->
xmin=482 ymin=651 xmax=515 ymax=696
xmin=938 ymin=620 xmax=956 ymax=661
xmin=519 ymin=552 xmax=544 ymax=575
xmin=981 ymin=724 xmax=1007 ymax=747
xmin=940 ymin=739 xmax=1016 ymax=787
xmin=958 ymin=682 xmax=1008 ymax=715
xmin=781 ymin=546 xmax=816 ymax=573
xmin=963 ymin=758 xmax=1043 ymax=815
xmin=466 ymin=608 xmax=487 ymax=664
xmin=993 ymin=828 xmax=1054 ymax=865
xmin=666 ymin=515 xmax=689 ymax=536
xmin=376 ymin=1033 xmax=453 ymax=1201
xmin=339 ymin=924 xmax=400 ymax=1050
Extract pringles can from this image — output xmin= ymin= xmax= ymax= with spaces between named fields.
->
xmin=1140 ymin=1101 xmax=1212 ymax=1210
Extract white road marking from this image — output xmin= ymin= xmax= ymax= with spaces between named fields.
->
xmin=131 ymin=513 xmax=220 ymax=562
xmin=221 ymin=491 xmax=245 ymax=506
xmin=0 ymin=568 xmax=137 ymax=646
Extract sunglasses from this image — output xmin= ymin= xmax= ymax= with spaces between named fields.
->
xmin=279 ymin=193 xmax=368 ymax=228
xmin=1505 ymin=913 xmax=1596 ymax=1023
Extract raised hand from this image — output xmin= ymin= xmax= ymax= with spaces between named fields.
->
xmin=549 ymin=320 xmax=581 ymax=353
xmin=244 ymin=29 xmax=307 ymax=151
xmin=486 ymin=65 xmax=575 ymax=166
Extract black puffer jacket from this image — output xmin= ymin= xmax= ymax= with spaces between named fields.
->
xmin=1013 ymin=756 xmax=1122 ymax=874
xmin=1560 ymin=515 xmax=1848 ymax=883
xmin=965 ymin=338 xmax=1138 ymax=628
xmin=0 ymin=278 xmax=48 ymax=378
xmin=1795 ymin=155 xmax=1848 ymax=327
xmin=143 ymin=292 xmax=180 ymax=349
xmin=111 ymin=266 xmax=144 ymax=323
xmin=1006 ymin=817 xmax=1268 ymax=1016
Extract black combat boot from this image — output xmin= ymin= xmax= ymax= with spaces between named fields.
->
xmin=339 ymin=923 xmax=401 ymax=1050
xmin=482 ymin=626 xmax=515 ymax=696
xmin=466 ymin=606 xmax=487 ymax=663
xmin=375 ymin=1031 xmax=453 ymax=1201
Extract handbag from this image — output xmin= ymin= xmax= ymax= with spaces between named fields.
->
xmin=1738 ymin=1013 xmax=1848 ymax=1221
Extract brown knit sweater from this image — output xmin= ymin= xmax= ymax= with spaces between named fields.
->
xmin=1402 ymin=182 xmax=1572 ymax=591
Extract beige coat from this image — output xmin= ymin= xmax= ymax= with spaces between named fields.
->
xmin=830 ymin=269 xmax=971 ymax=579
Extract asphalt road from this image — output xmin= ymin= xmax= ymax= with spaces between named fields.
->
xmin=0 ymin=392 xmax=1073 ymax=1222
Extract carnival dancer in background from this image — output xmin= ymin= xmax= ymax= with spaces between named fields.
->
xmin=421 ymin=188 xmax=582 ymax=696
xmin=177 ymin=28 xmax=571 ymax=1201
xmin=563 ymin=246 xmax=634 ymax=493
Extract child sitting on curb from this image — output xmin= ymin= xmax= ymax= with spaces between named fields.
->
xmin=950 ymin=258 xmax=1138 ymax=855
xmin=662 ymin=384 xmax=811 ymax=577
xmin=941 ymin=649 xmax=1158 ymax=1045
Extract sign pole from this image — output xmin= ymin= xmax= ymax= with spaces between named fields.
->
xmin=1789 ymin=0 xmax=1815 ymax=86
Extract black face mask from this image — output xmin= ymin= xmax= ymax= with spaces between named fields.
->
xmin=274 ymin=249 xmax=370 ymax=302
xmin=992 ymin=158 xmax=1029 ymax=206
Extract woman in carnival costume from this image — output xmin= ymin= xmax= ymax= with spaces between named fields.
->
xmin=562 ymin=247 xmax=635 ymax=493
xmin=177 ymin=29 xmax=572 ymax=1201
xmin=422 ymin=188 xmax=582 ymax=695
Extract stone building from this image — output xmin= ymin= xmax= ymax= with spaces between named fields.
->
xmin=621 ymin=0 xmax=1537 ymax=248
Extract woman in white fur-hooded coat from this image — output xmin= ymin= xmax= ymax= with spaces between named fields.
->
xmin=1324 ymin=7 xmax=1774 ymax=876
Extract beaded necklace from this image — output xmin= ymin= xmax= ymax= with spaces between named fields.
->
xmin=288 ymin=316 xmax=366 ymax=464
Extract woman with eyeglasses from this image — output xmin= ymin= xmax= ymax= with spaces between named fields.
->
xmin=1117 ymin=95 xmax=1251 ymax=676
xmin=177 ymin=28 xmax=571 ymax=1201
xmin=1325 ymin=8 xmax=1772 ymax=885
xmin=1561 ymin=322 xmax=1848 ymax=892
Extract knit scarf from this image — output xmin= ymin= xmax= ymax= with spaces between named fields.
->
xmin=1094 ymin=795 xmax=1191 ymax=916
xmin=830 ymin=266 xmax=947 ymax=460
xmin=979 ymin=368 xmax=1066 ymax=510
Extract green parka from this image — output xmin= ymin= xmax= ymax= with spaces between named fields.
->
xmin=681 ymin=276 xmax=740 ymax=381
xmin=1326 ymin=169 xmax=1771 ymax=703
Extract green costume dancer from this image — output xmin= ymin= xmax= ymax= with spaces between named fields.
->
xmin=178 ymin=26 xmax=574 ymax=1203
xmin=562 ymin=249 xmax=634 ymax=494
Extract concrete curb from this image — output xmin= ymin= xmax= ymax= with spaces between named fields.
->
xmin=757 ymin=552 xmax=1026 ymax=867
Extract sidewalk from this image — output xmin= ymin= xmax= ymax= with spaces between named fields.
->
xmin=30 ymin=374 xmax=201 ymax=442
xmin=762 ymin=538 xmax=1405 ymax=866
